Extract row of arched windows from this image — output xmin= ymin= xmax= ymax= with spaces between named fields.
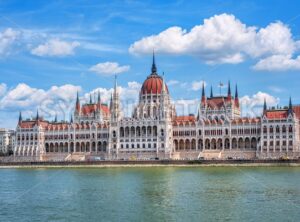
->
xmin=174 ymin=137 xmax=258 ymax=151
xmin=263 ymin=125 xmax=293 ymax=134
xmin=45 ymin=141 xmax=107 ymax=153
xmin=119 ymin=126 xmax=163 ymax=137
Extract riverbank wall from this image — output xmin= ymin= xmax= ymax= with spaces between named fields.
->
xmin=1 ymin=159 xmax=300 ymax=168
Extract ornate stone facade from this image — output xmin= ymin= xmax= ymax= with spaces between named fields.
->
xmin=13 ymin=55 xmax=300 ymax=160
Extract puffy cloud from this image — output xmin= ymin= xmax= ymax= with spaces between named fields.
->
xmin=191 ymin=81 xmax=206 ymax=91
xmin=0 ymin=28 xmax=20 ymax=56
xmin=89 ymin=62 xmax=130 ymax=76
xmin=0 ymin=83 xmax=7 ymax=97
xmin=174 ymin=99 xmax=199 ymax=116
xmin=253 ymin=55 xmax=300 ymax=71
xmin=167 ymin=80 xmax=179 ymax=86
xmin=31 ymin=38 xmax=80 ymax=57
xmin=248 ymin=22 xmax=295 ymax=58
xmin=0 ymin=81 xmax=141 ymax=124
xmin=240 ymin=91 xmax=279 ymax=117
xmin=0 ymin=83 xmax=81 ymax=120
xmin=129 ymin=13 xmax=300 ymax=68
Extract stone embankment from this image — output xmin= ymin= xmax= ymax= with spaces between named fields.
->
xmin=0 ymin=159 xmax=300 ymax=168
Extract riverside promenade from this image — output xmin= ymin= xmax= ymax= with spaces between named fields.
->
xmin=1 ymin=159 xmax=300 ymax=168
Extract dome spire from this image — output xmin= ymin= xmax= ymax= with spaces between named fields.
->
xmin=151 ymin=50 xmax=157 ymax=74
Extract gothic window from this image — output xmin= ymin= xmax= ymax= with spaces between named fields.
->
xmin=161 ymin=129 xmax=164 ymax=137
xmin=282 ymin=125 xmax=286 ymax=133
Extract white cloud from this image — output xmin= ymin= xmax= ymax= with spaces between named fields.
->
xmin=0 ymin=28 xmax=20 ymax=56
xmin=191 ymin=81 xmax=206 ymax=91
xmin=0 ymin=83 xmax=7 ymax=97
xmin=268 ymin=86 xmax=284 ymax=93
xmin=167 ymin=80 xmax=179 ymax=86
xmin=240 ymin=91 xmax=279 ymax=117
xmin=89 ymin=62 xmax=130 ymax=76
xmin=253 ymin=55 xmax=300 ymax=71
xmin=0 ymin=83 xmax=81 ymax=120
xmin=31 ymin=38 xmax=80 ymax=57
xmin=0 ymin=81 xmax=141 ymax=125
xmin=174 ymin=99 xmax=198 ymax=116
xmin=129 ymin=13 xmax=300 ymax=69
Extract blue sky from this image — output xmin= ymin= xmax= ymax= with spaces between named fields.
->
xmin=0 ymin=0 xmax=300 ymax=128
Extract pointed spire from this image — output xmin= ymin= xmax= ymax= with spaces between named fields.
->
xmin=162 ymin=72 xmax=166 ymax=94
xmin=76 ymin=91 xmax=79 ymax=103
xmin=201 ymin=81 xmax=206 ymax=104
xmin=234 ymin=84 xmax=239 ymax=107
xmin=263 ymin=98 xmax=267 ymax=112
xmin=228 ymin=81 xmax=231 ymax=96
xmin=288 ymin=96 xmax=293 ymax=114
xmin=227 ymin=80 xmax=232 ymax=102
xmin=151 ymin=50 xmax=157 ymax=74
xmin=97 ymin=91 xmax=101 ymax=104
xmin=109 ymin=93 xmax=113 ymax=111
xmin=210 ymin=86 xmax=213 ymax=98
xmin=18 ymin=111 xmax=22 ymax=123
xmin=114 ymin=74 xmax=117 ymax=92
xmin=36 ymin=109 xmax=39 ymax=120
xmin=89 ymin=94 xmax=92 ymax=104
xmin=235 ymin=84 xmax=238 ymax=99
xmin=75 ymin=91 xmax=80 ymax=112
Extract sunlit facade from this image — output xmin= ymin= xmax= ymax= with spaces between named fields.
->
xmin=13 ymin=55 xmax=300 ymax=161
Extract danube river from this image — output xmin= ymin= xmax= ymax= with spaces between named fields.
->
xmin=0 ymin=167 xmax=299 ymax=222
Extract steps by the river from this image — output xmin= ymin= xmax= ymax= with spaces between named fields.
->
xmin=65 ymin=153 xmax=86 ymax=161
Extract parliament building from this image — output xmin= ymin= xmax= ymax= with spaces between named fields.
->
xmin=14 ymin=55 xmax=300 ymax=161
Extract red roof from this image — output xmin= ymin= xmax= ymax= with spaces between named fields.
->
xmin=173 ymin=116 xmax=196 ymax=126
xmin=141 ymin=74 xmax=169 ymax=95
xmin=19 ymin=120 xmax=49 ymax=129
xmin=265 ymin=110 xmax=288 ymax=119
xmin=206 ymin=97 xmax=232 ymax=109
xmin=81 ymin=103 xmax=109 ymax=115
xmin=293 ymin=105 xmax=300 ymax=119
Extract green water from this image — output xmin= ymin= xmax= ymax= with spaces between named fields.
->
xmin=0 ymin=167 xmax=299 ymax=222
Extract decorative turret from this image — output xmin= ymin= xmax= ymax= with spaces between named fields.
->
xmin=201 ymin=81 xmax=206 ymax=104
xmin=288 ymin=96 xmax=293 ymax=115
xmin=263 ymin=98 xmax=267 ymax=113
xmin=227 ymin=80 xmax=232 ymax=102
xmin=75 ymin=91 xmax=80 ymax=113
xmin=151 ymin=50 xmax=157 ymax=74
xmin=97 ymin=91 xmax=101 ymax=104
xmin=89 ymin=94 xmax=92 ymax=104
xmin=18 ymin=111 xmax=22 ymax=123
xmin=35 ymin=109 xmax=40 ymax=123
xmin=234 ymin=84 xmax=239 ymax=107
xmin=111 ymin=75 xmax=122 ymax=122
xmin=109 ymin=93 xmax=113 ymax=112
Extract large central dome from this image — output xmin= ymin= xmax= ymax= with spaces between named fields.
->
xmin=140 ymin=54 xmax=169 ymax=95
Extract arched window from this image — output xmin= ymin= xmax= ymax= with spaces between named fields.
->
xmin=161 ymin=129 xmax=164 ymax=137
xmin=282 ymin=125 xmax=286 ymax=133
xmin=263 ymin=126 xmax=267 ymax=133
xmin=276 ymin=125 xmax=280 ymax=133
